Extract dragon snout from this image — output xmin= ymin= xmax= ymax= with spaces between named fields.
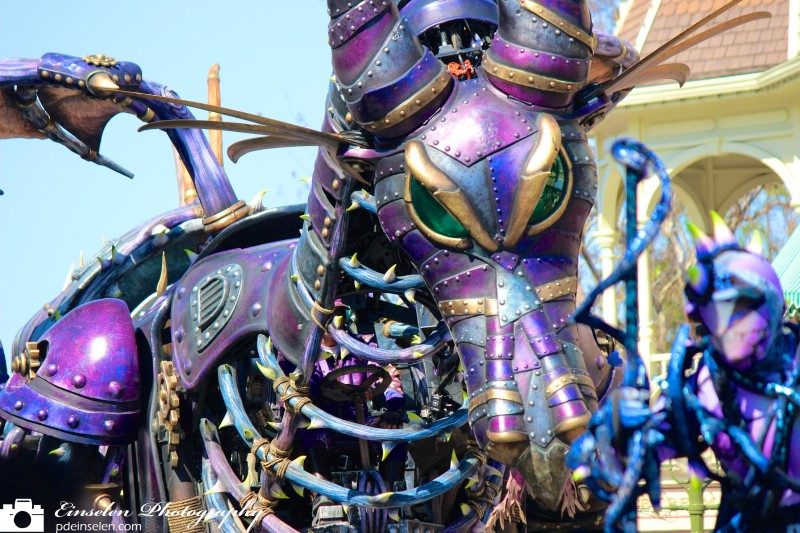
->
xmin=451 ymin=305 xmax=595 ymax=510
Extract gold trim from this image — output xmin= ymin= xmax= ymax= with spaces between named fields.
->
xmin=404 ymin=141 xmax=499 ymax=251
xmin=545 ymin=371 xmax=594 ymax=398
xmin=437 ymin=298 xmax=499 ymax=317
xmin=202 ymin=200 xmax=249 ymax=233
xmin=361 ymin=71 xmax=453 ymax=133
xmin=553 ymin=412 xmax=592 ymax=436
xmin=519 ymin=0 xmax=596 ymax=50
xmin=504 ymin=115 xmax=562 ymax=248
xmin=137 ymin=107 xmax=156 ymax=123
xmin=535 ymin=276 xmax=578 ymax=302
xmin=482 ymin=54 xmax=584 ymax=93
xmin=470 ymin=388 xmax=526 ymax=411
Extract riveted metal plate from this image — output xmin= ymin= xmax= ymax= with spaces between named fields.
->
xmin=529 ymin=332 xmax=562 ymax=357
xmin=190 ymin=264 xmax=242 ymax=352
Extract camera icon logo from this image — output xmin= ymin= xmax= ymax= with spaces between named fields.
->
xmin=0 ymin=500 xmax=44 ymax=532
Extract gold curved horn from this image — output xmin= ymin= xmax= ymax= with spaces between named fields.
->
xmin=503 ymin=115 xmax=562 ymax=248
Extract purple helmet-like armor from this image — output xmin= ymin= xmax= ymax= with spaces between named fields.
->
xmin=0 ymin=299 xmax=139 ymax=446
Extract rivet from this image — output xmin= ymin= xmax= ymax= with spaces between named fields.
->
xmin=252 ymin=303 xmax=262 ymax=316
xmin=67 ymin=415 xmax=80 ymax=428
xmin=317 ymin=265 xmax=325 ymax=276
xmin=103 ymin=419 xmax=116 ymax=433
xmin=46 ymin=363 xmax=58 ymax=376
xmin=13 ymin=401 xmax=23 ymax=411
xmin=108 ymin=381 xmax=124 ymax=398
xmin=332 ymin=179 xmax=340 ymax=190
xmin=37 ymin=409 xmax=48 ymax=421
xmin=314 ymin=280 xmax=321 ymax=289
xmin=72 ymin=373 xmax=87 ymax=389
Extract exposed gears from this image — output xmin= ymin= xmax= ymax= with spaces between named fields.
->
xmin=157 ymin=360 xmax=182 ymax=467
xmin=10 ymin=342 xmax=41 ymax=380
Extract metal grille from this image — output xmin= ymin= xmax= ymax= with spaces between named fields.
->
xmin=197 ymin=275 xmax=226 ymax=328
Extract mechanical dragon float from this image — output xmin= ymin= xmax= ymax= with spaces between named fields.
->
xmin=0 ymin=0 xmax=769 ymax=530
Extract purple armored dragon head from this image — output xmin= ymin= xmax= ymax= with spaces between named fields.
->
xmin=321 ymin=0 xmax=627 ymax=509
xmin=686 ymin=213 xmax=785 ymax=371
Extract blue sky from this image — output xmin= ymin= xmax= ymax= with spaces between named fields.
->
xmin=0 ymin=1 xmax=332 ymax=354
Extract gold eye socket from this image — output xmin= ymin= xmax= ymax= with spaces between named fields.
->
xmin=402 ymin=140 xmax=498 ymax=251
xmin=408 ymin=174 xmax=470 ymax=238
xmin=526 ymin=151 xmax=573 ymax=236
xmin=404 ymin=171 xmax=472 ymax=250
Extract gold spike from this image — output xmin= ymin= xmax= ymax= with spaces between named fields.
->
xmin=374 ymin=492 xmax=395 ymax=504
xmin=346 ymin=200 xmax=360 ymax=212
xmin=450 ymin=450 xmax=458 ymax=470
xmin=348 ymin=253 xmax=360 ymax=268
xmin=383 ymin=264 xmax=398 ymax=283
xmin=710 ymin=211 xmax=736 ymax=244
xmin=382 ymin=442 xmax=398 ymax=461
xmin=406 ymin=412 xmax=423 ymax=424
xmin=460 ymin=504 xmax=471 ymax=516
xmin=289 ymin=455 xmax=307 ymax=471
xmin=79 ymin=249 xmax=84 ymax=269
xmin=290 ymin=274 xmax=300 ymax=283
xmin=413 ymin=351 xmax=425 ymax=359
xmin=298 ymin=177 xmax=312 ymax=183
xmin=747 ymin=229 xmax=764 ymax=255
xmin=256 ymin=362 xmax=278 ymax=381
xmin=299 ymin=214 xmax=310 ymax=221
xmin=156 ymin=252 xmax=168 ymax=296
xmin=219 ymin=411 xmax=234 ymax=429
xmin=267 ymin=421 xmax=283 ymax=431
xmin=270 ymin=485 xmax=289 ymax=500
xmin=332 ymin=315 xmax=344 ymax=329
xmin=388 ymin=509 xmax=400 ymax=521
xmin=354 ymin=280 xmax=362 ymax=290
xmin=307 ymin=418 xmax=326 ymax=429
xmin=204 ymin=480 xmax=227 ymax=495
xmin=291 ymin=481 xmax=305 ymax=497
xmin=410 ymin=335 xmax=421 ymax=345
xmin=404 ymin=289 xmax=416 ymax=303
xmin=86 ymin=70 xmax=119 ymax=96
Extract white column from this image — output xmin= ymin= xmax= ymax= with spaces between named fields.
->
xmin=594 ymin=229 xmax=620 ymax=327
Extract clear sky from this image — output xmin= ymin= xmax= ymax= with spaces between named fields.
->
xmin=0 ymin=1 xmax=332 ymax=356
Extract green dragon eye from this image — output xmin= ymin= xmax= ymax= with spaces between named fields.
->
xmin=410 ymin=176 xmax=470 ymax=238
xmin=529 ymin=153 xmax=568 ymax=225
